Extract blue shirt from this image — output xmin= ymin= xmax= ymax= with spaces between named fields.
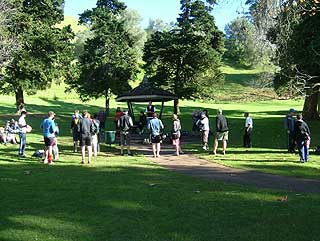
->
xmin=148 ymin=118 xmax=164 ymax=136
xmin=41 ymin=118 xmax=56 ymax=138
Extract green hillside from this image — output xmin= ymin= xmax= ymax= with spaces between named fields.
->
xmin=56 ymin=15 xmax=87 ymax=33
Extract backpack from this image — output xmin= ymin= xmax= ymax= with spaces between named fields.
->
xmin=119 ymin=115 xmax=131 ymax=132
xmin=90 ymin=120 xmax=99 ymax=135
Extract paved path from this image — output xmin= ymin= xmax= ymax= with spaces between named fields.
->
xmin=135 ymin=141 xmax=320 ymax=194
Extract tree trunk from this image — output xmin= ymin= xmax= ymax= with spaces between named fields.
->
xmin=105 ymin=88 xmax=110 ymax=117
xmin=303 ymin=91 xmax=319 ymax=120
xmin=15 ymin=87 xmax=25 ymax=113
xmin=174 ymin=99 xmax=180 ymax=114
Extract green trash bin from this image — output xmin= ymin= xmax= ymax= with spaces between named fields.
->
xmin=105 ymin=131 xmax=116 ymax=145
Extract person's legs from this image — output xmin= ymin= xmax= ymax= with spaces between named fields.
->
xmin=213 ymin=139 xmax=218 ymax=154
xmin=297 ymin=141 xmax=304 ymax=162
xmin=87 ymin=145 xmax=92 ymax=163
xmin=152 ymin=143 xmax=157 ymax=157
xmin=120 ymin=133 xmax=125 ymax=155
xmin=126 ymin=134 xmax=132 ymax=155
xmin=19 ymin=133 xmax=26 ymax=156
xmin=222 ymin=140 xmax=227 ymax=155
xmin=81 ymin=145 xmax=86 ymax=163
xmin=156 ymin=143 xmax=161 ymax=157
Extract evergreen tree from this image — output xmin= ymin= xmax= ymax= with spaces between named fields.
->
xmin=67 ymin=0 xmax=140 ymax=114
xmin=0 ymin=0 xmax=75 ymax=111
xmin=143 ymin=0 xmax=224 ymax=113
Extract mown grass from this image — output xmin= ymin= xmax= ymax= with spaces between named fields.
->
xmin=1 ymin=64 xmax=320 ymax=240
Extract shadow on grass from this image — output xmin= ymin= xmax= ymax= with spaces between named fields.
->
xmin=1 ymin=162 xmax=320 ymax=241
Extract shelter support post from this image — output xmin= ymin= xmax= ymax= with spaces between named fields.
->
xmin=159 ymin=101 xmax=164 ymax=119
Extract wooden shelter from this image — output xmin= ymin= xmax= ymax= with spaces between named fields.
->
xmin=116 ymin=76 xmax=178 ymax=121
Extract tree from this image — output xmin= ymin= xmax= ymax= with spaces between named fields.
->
xmin=267 ymin=0 xmax=320 ymax=119
xmin=66 ymin=0 xmax=140 ymax=114
xmin=224 ymin=16 xmax=259 ymax=67
xmin=0 ymin=0 xmax=75 ymax=111
xmin=0 ymin=0 xmax=18 ymax=68
xmin=143 ymin=0 xmax=224 ymax=113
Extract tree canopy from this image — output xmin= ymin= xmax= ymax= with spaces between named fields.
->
xmin=143 ymin=0 xmax=224 ymax=113
xmin=0 ymin=0 xmax=75 ymax=110
xmin=66 ymin=0 xmax=142 ymax=114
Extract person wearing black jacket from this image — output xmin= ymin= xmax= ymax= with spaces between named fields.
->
xmin=294 ymin=113 xmax=311 ymax=163
xmin=213 ymin=109 xmax=229 ymax=155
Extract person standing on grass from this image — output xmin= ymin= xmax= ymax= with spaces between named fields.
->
xmin=294 ymin=113 xmax=311 ymax=163
xmin=117 ymin=110 xmax=133 ymax=156
xmin=243 ymin=112 xmax=253 ymax=148
xmin=79 ymin=111 xmax=93 ymax=164
xmin=172 ymin=114 xmax=183 ymax=156
xmin=40 ymin=111 xmax=57 ymax=165
xmin=71 ymin=110 xmax=82 ymax=153
xmin=284 ymin=108 xmax=296 ymax=153
xmin=148 ymin=113 xmax=164 ymax=158
xmin=196 ymin=112 xmax=210 ymax=150
xmin=91 ymin=114 xmax=100 ymax=161
xmin=18 ymin=111 xmax=28 ymax=157
xmin=213 ymin=109 xmax=229 ymax=155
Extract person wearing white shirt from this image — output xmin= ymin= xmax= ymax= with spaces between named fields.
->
xmin=196 ymin=113 xmax=210 ymax=150
xmin=18 ymin=111 xmax=27 ymax=157
xmin=243 ymin=112 xmax=253 ymax=148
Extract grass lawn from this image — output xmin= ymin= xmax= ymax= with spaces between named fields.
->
xmin=1 ymin=63 xmax=320 ymax=240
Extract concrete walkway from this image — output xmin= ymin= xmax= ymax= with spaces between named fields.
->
xmin=135 ymin=141 xmax=320 ymax=194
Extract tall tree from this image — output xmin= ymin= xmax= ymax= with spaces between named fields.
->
xmin=0 ymin=0 xmax=75 ymax=111
xmin=224 ymin=16 xmax=259 ymax=67
xmin=0 ymin=0 xmax=18 ymax=68
xmin=67 ymin=0 xmax=140 ymax=114
xmin=267 ymin=0 xmax=320 ymax=119
xmin=143 ymin=0 xmax=224 ymax=113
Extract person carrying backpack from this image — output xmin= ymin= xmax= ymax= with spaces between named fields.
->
xmin=294 ymin=113 xmax=311 ymax=163
xmin=117 ymin=110 xmax=133 ymax=156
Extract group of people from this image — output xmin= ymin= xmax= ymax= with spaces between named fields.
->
xmin=4 ymin=102 xmax=311 ymax=164
xmin=285 ymin=108 xmax=311 ymax=163
xmin=114 ymin=101 xmax=182 ymax=158
xmin=0 ymin=119 xmax=19 ymax=145
xmin=70 ymin=110 xmax=100 ymax=164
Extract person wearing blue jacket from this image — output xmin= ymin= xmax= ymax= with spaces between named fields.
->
xmin=40 ymin=111 xmax=57 ymax=165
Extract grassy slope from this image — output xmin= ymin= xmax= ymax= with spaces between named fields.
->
xmin=1 ymin=64 xmax=320 ymax=240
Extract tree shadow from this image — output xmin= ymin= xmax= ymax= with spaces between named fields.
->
xmin=1 ymin=163 xmax=320 ymax=241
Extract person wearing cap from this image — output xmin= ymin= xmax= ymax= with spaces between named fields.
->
xmin=284 ymin=108 xmax=296 ymax=153
xmin=196 ymin=112 xmax=210 ymax=150
xmin=40 ymin=111 xmax=57 ymax=164
xmin=213 ymin=109 xmax=229 ymax=155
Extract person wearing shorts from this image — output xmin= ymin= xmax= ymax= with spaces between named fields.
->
xmin=172 ymin=114 xmax=183 ymax=156
xmin=148 ymin=113 xmax=164 ymax=158
xmin=41 ymin=111 xmax=57 ymax=164
xmin=196 ymin=112 xmax=210 ymax=150
xmin=213 ymin=109 xmax=229 ymax=155
xmin=71 ymin=110 xmax=82 ymax=152
xmin=79 ymin=111 xmax=93 ymax=164
xmin=117 ymin=111 xmax=133 ymax=156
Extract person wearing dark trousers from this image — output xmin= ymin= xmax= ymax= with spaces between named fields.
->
xmin=243 ymin=112 xmax=253 ymax=148
xmin=294 ymin=113 xmax=311 ymax=163
xmin=285 ymin=108 xmax=296 ymax=153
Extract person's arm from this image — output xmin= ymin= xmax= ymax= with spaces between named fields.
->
xmin=160 ymin=120 xmax=164 ymax=129
xmin=129 ymin=117 xmax=133 ymax=127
